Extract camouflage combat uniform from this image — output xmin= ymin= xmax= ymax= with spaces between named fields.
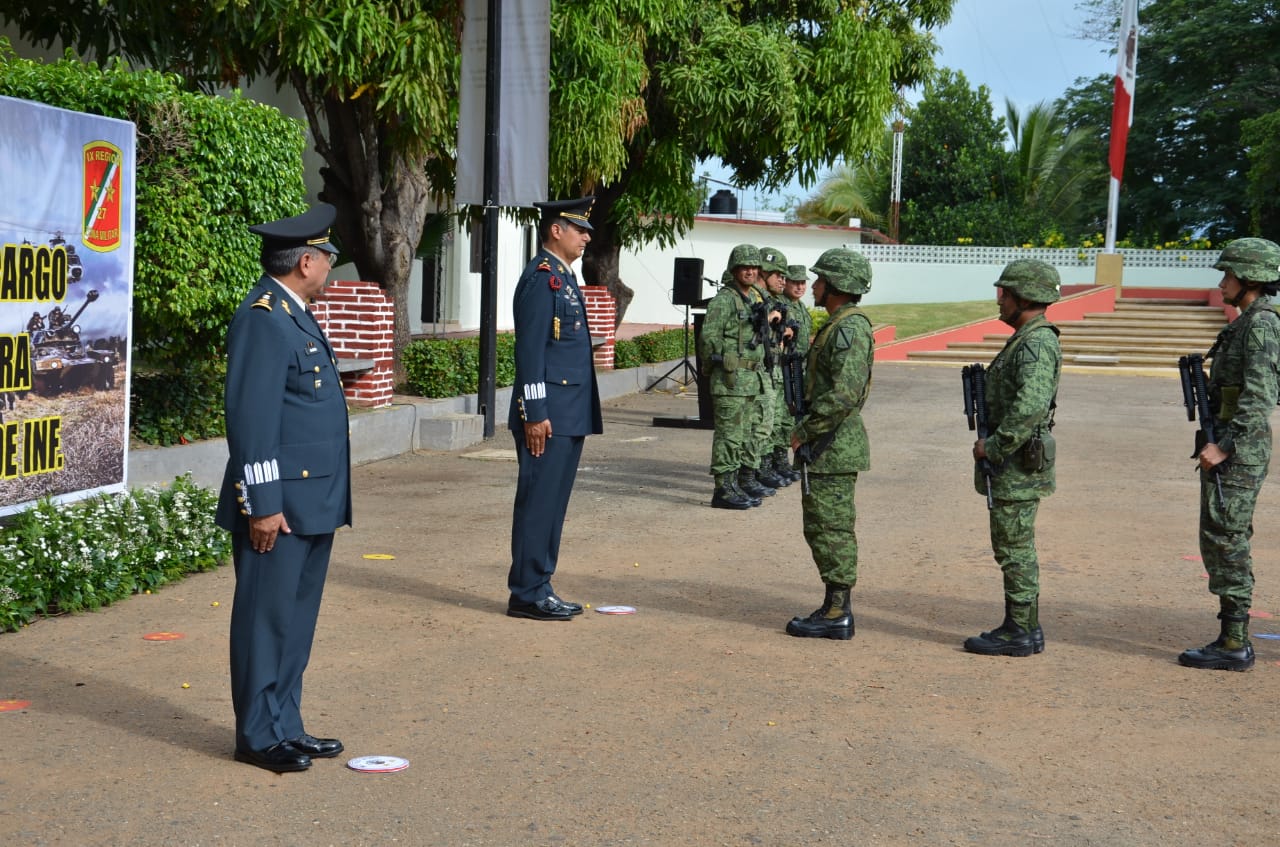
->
xmin=978 ymin=313 xmax=1061 ymax=621
xmin=786 ymin=248 xmax=875 ymax=640
xmin=964 ymin=258 xmax=1062 ymax=658
xmin=1179 ymin=237 xmax=1280 ymax=671
xmin=793 ymin=300 xmax=874 ymax=589
xmin=700 ymin=247 xmax=769 ymax=503
xmin=758 ymin=247 xmax=795 ymax=485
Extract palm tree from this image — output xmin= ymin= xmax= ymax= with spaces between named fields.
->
xmin=1005 ymin=98 xmax=1098 ymax=225
xmin=794 ymin=130 xmax=894 ymax=228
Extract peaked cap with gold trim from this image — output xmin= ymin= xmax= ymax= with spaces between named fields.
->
xmin=249 ymin=202 xmax=340 ymax=254
xmin=535 ymin=196 xmax=595 ymax=231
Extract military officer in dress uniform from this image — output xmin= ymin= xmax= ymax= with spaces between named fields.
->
xmin=506 ymin=197 xmax=603 ymax=621
xmin=216 ymin=203 xmax=351 ymax=772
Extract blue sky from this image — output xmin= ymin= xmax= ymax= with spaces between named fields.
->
xmin=705 ymin=0 xmax=1116 ymax=211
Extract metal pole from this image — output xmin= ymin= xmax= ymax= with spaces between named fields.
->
xmin=478 ymin=0 xmax=501 ymax=438
xmin=890 ymin=119 xmax=904 ymax=242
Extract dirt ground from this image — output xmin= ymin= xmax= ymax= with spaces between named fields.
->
xmin=3 ymin=361 xmax=1279 ymax=847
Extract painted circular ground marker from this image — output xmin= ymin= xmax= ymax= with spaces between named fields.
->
xmin=1182 ymin=555 xmax=1203 ymax=562
xmin=142 ymin=632 xmax=185 ymax=641
xmin=1253 ymin=633 xmax=1280 ymax=640
xmin=0 ymin=700 xmax=31 ymax=712
xmin=362 ymin=554 xmax=396 ymax=560
xmin=347 ymin=755 xmax=409 ymax=773
xmin=595 ymin=605 xmax=637 ymax=615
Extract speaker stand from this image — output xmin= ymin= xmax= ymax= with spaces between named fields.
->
xmin=646 ymin=305 xmax=698 ymax=391
xmin=648 ymin=305 xmax=713 ymax=429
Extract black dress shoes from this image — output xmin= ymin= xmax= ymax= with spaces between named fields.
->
xmin=234 ymin=741 xmax=311 ymax=772
xmin=507 ymin=596 xmax=576 ymax=621
xmin=547 ymin=593 xmax=583 ymax=616
xmin=289 ymin=733 xmax=344 ymax=758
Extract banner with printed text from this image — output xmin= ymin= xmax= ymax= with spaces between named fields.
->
xmin=0 ymin=96 xmax=135 ymax=516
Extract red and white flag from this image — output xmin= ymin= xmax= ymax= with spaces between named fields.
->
xmin=1108 ymin=0 xmax=1139 ymax=182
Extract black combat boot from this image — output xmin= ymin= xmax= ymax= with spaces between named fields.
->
xmin=738 ymin=467 xmax=776 ymax=499
xmin=1178 ymin=611 xmax=1255 ymax=671
xmin=757 ymin=457 xmax=790 ymax=489
xmin=773 ymin=447 xmax=801 ymax=483
xmin=974 ymin=598 xmax=1045 ymax=654
xmin=786 ymin=585 xmax=854 ymax=640
xmin=711 ymin=472 xmax=754 ymax=510
xmin=963 ymin=600 xmax=1040 ymax=657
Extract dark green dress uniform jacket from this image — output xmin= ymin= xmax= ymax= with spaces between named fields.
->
xmin=215 ymin=276 xmax=352 ymax=533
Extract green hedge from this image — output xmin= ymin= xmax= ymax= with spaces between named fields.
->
xmin=0 ymin=475 xmax=231 ymax=632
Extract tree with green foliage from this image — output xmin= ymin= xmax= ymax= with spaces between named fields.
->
xmin=548 ymin=1 xmax=953 ymax=318
xmin=899 ymin=69 xmax=1037 ymax=244
xmin=1 ymin=0 xmax=462 ymax=378
xmin=1242 ymin=109 xmax=1280 ymax=237
xmin=1005 ymin=98 xmax=1100 ymax=234
xmin=1060 ymin=0 xmax=1280 ymax=243
xmin=793 ymin=129 xmax=895 ymax=229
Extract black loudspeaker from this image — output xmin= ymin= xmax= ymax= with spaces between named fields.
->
xmin=672 ymin=257 xmax=705 ymax=306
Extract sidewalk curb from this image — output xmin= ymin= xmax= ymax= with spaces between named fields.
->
xmin=126 ymin=359 xmax=689 ymax=490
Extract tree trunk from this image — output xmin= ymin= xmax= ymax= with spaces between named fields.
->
xmin=293 ymin=76 xmax=430 ymax=386
xmin=580 ymin=181 xmax=633 ymax=328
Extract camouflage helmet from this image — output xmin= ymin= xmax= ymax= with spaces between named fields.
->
xmin=995 ymin=259 xmax=1061 ymax=304
xmin=810 ymin=248 xmax=872 ymax=295
xmin=1213 ymin=237 xmax=1280 ymax=284
xmin=758 ymin=246 xmax=788 ymax=275
xmin=785 ymin=264 xmax=808 ymax=283
xmin=727 ymin=243 xmax=762 ymax=270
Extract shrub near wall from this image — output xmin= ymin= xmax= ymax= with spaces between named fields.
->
xmin=0 ymin=41 xmax=310 ymax=444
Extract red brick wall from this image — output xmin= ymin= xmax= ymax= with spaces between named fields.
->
xmin=581 ymin=285 xmax=616 ymax=369
xmin=312 ymin=280 xmax=395 ymax=408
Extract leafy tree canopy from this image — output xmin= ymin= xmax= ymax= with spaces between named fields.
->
xmin=1060 ymin=0 xmax=1280 ymax=243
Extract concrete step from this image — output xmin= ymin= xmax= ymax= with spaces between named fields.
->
xmin=1112 ymin=303 xmax=1223 ymax=315
xmin=1077 ymin=310 xmax=1224 ymax=321
xmin=1116 ymin=297 xmax=1211 ymax=307
xmin=906 ymin=348 xmax=1186 ymax=367
xmin=1061 ymin=317 xmax=1224 ymax=330
xmin=985 ymin=332 xmax=1219 ymax=344
xmin=957 ymin=338 xmax=1210 ymax=354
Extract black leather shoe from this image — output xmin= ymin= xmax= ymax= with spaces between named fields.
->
xmin=1178 ymin=640 xmax=1255 ymax=671
xmin=507 ymin=596 xmax=575 ymax=621
xmin=548 ymin=594 xmax=583 ymax=616
xmin=289 ymin=733 xmax=344 ymax=758
xmin=234 ymin=741 xmax=311 ymax=772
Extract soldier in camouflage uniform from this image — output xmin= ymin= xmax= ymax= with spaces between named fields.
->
xmin=786 ymin=248 xmax=875 ymax=640
xmin=757 ymin=246 xmax=796 ymax=488
xmin=700 ymin=244 xmax=772 ymax=509
xmin=1179 ymin=238 xmax=1280 ymax=672
xmin=964 ymin=259 xmax=1062 ymax=657
xmin=777 ymin=264 xmax=813 ymax=481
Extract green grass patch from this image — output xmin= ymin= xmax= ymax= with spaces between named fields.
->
xmin=859 ymin=300 xmax=998 ymax=340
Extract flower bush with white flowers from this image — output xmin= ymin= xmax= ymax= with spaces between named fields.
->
xmin=0 ymin=474 xmax=230 ymax=632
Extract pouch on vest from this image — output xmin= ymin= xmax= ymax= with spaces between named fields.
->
xmin=1019 ymin=432 xmax=1055 ymax=472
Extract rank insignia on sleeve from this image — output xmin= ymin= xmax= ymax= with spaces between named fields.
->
xmin=251 ymin=292 xmax=274 ymax=312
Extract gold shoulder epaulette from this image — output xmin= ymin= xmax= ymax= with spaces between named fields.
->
xmin=537 ymin=259 xmax=552 ymax=272
xmin=251 ymin=291 xmax=274 ymax=312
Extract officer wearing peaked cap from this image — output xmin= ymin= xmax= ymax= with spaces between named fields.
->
xmin=216 ymin=202 xmax=351 ymax=772
xmin=506 ymin=196 xmax=603 ymax=621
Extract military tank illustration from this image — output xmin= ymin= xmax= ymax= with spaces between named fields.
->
xmin=48 ymin=231 xmax=83 ymax=281
xmin=29 ymin=289 xmax=118 ymax=396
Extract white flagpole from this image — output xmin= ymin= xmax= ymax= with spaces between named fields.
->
xmin=1104 ymin=0 xmax=1140 ymax=253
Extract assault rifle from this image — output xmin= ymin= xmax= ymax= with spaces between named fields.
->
xmin=782 ymin=336 xmax=806 ymax=422
xmin=1178 ymin=353 xmax=1225 ymax=507
xmin=794 ymin=428 xmax=838 ymax=496
xmin=962 ymin=363 xmax=995 ymax=510
xmin=744 ymin=300 xmax=776 ymax=373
